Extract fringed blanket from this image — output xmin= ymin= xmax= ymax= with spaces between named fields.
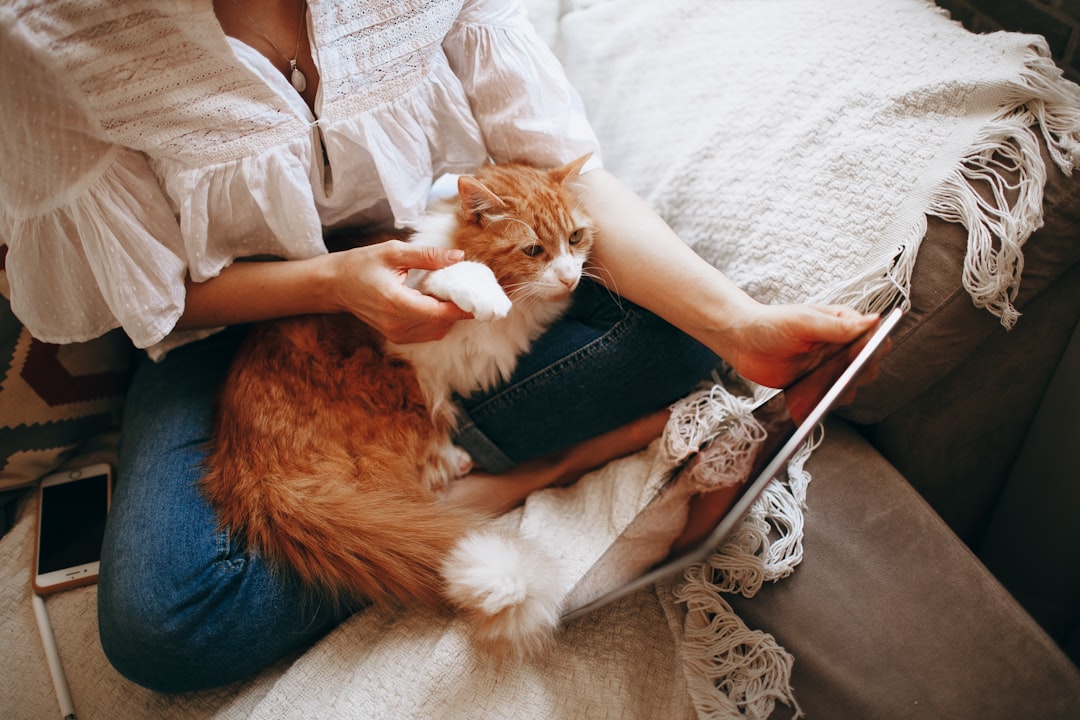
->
xmin=561 ymin=0 xmax=1080 ymax=327
xmin=3 ymin=1 xmax=1079 ymax=718
xmin=555 ymin=0 xmax=1080 ymax=716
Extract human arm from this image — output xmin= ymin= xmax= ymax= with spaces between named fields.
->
xmin=176 ymin=241 xmax=472 ymax=345
xmin=0 ymin=8 xmax=470 ymax=349
xmin=575 ymin=168 xmax=878 ymax=389
xmin=441 ymin=0 xmax=872 ymax=386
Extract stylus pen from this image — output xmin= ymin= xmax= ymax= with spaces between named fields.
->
xmin=31 ymin=594 xmax=77 ymax=720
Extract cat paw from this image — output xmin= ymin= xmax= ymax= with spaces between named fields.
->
xmin=440 ymin=444 xmax=474 ymax=481
xmin=421 ymin=262 xmax=512 ymax=321
xmin=424 ymin=444 xmax=474 ymax=492
xmin=448 ymin=445 xmax=474 ymax=477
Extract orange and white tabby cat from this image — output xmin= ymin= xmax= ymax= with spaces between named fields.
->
xmin=201 ymin=155 xmax=594 ymax=656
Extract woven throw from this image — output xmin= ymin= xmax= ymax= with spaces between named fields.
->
xmin=561 ymin=0 xmax=1080 ymax=325
xmin=556 ymin=0 xmax=1080 ymax=716
xmin=0 ymin=259 xmax=130 ymax=492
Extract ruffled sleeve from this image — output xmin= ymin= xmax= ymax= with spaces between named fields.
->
xmin=0 ymin=10 xmax=188 ymax=349
xmin=443 ymin=0 xmax=603 ymax=171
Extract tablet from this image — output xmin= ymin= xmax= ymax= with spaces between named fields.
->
xmin=561 ymin=307 xmax=903 ymax=621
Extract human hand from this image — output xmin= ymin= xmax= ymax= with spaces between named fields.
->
xmin=330 ymin=240 xmax=473 ymax=344
xmin=721 ymin=303 xmax=879 ymax=389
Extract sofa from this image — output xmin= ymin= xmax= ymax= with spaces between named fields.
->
xmin=2 ymin=0 xmax=1080 ymax=718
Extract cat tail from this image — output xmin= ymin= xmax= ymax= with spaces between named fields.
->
xmin=441 ymin=528 xmax=565 ymax=658
xmin=204 ymin=461 xmax=480 ymax=611
xmin=204 ymin=462 xmax=564 ymax=655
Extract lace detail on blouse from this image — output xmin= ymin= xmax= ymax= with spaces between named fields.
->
xmin=0 ymin=0 xmax=600 ymax=351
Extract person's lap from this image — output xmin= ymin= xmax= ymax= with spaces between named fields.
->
xmin=98 ymin=326 xmax=346 ymax=692
xmin=454 ymin=280 xmax=719 ymax=471
xmin=98 ymin=281 xmax=717 ymax=692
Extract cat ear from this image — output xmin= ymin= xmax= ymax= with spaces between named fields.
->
xmin=458 ymin=175 xmax=507 ymax=225
xmin=551 ymin=153 xmax=593 ymax=186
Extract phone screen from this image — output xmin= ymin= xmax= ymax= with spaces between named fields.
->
xmin=37 ymin=473 xmax=110 ymax=575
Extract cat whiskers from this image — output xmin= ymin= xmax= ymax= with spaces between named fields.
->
xmin=502 ymin=281 xmax=549 ymax=303
xmin=581 ymin=262 xmax=625 ymax=310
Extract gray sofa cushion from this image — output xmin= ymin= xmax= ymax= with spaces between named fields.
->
xmin=727 ymin=418 xmax=1080 ymax=719
xmin=842 ymin=134 xmax=1080 ymax=425
xmin=862 ymin=263 xmax=1080 ymax=544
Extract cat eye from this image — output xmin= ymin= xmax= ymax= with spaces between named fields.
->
xmin=522 ymin=244 xmax=545 ymax=257
xmin=568 ymin=228 xmax=586 ymax=245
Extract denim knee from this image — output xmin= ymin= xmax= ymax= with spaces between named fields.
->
xmin=98 ymin=547 xmax=337 ymax=693
xmin=98 ymin=555 xmax=235 ymax=692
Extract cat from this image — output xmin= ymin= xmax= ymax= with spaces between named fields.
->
xmin=200 ymin=154 xmax=595 ymax=657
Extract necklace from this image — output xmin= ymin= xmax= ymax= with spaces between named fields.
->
xmin=229 ymin=0 xmax=309 ymax=93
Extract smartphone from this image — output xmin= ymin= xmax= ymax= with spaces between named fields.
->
xmin=33 ymin=463 xmax=112 ymax=595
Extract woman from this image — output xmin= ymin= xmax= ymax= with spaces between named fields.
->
xmin=0 ymin=0 xmax=874 ymax=692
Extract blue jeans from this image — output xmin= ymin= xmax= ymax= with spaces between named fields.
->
xmin=97 ymin=280 xmax=717 ymax=692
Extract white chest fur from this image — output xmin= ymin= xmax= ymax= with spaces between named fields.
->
xmin=385 ymin=213 xmax=573 ymax=425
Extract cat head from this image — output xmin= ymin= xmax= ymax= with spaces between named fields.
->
xmin=452 ymin=154 xmax=595 ymax=303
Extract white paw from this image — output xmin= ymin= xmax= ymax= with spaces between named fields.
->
xmin=422 ymin=442 xmax=472 ymax=493
xmin=421 ymin=262 xmax=512 ymax=321
xmin=442 ymin=444 xmax=474 ymax=479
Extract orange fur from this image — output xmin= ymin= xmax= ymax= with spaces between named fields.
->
xmin=452 ymin=155 xmax=593 ymax=296
xmin=200 ymin=156 xmax=594 ymax=648
xmin=201 ymin=315 xmax=480 ymax=609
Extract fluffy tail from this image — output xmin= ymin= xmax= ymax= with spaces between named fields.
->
xmin=202 ymin=460 xmax=562 ymax=655
xmin=442 ymin=529 xmax=564 ymax=658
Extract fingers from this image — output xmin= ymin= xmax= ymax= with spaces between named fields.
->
xmin=337 ymin=241 xmax=473 ymax=344
xmin=385 ymin=321 xmax=453 ymax=345
xmin=381 ymin=289 xmax=473 ymax=345
xmin=785 ymin=306 xmax=881 ymax=383
xmin=420 ymin=297 xmax=473 ymax=327
xmin=725 ymin=303 xmax=882 ymax=388
xmin=386 ymin=240 xmax=465 ymax=271
xmin=800 ymin=304 xmax=879 ymax=345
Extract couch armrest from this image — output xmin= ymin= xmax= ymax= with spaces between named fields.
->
xmin=840 ymin=133 xmax=1080 ymax=425
xmin=978 ymin=312 xmax=1080 ymax=663
xmin=860 ymin=261 xmax=1080 ymax=545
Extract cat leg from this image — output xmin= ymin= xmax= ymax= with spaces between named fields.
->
xmin=422 ymin=443 xmax=474 ymax=493
xmin=418 ymin=261 xmax=512 ymax=321
xmin=443 ymin=409 xmax=671 ymax=515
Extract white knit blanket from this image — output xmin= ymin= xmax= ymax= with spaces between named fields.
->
xmin=554 ymin=1 xmax=1080 ymax=716
xmin=561 ymin=0 xmax=1080 ymax=327
xmin=3 ymin=2 xmax=1079 ymax=719
xmin=552 ymin=0 xmax=1075 ymax=712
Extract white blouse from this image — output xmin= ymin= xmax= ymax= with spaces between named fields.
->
xmin=0 ymin=0 xmax=601 ymax=353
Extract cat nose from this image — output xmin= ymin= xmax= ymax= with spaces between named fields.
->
xmin=552 ymin=257 xmax=580 ymax=292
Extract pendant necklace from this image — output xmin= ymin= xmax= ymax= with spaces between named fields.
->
xmin=230 ymin=0 xmax=309 ymax=92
